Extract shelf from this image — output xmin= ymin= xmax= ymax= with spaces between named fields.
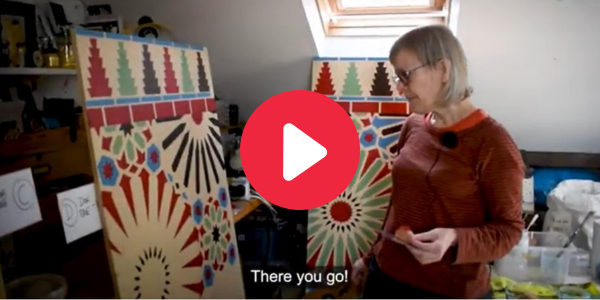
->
xmin=219 ymin=122 xmax=246 ymax=132
xmin=0 ymin=67 xmax=77 ymax=76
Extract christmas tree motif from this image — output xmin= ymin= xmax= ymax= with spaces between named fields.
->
xmin=314 ymin=62 xmax=335 ymax=95
xmin=87 ymin=38 xmax=112 ymax=97
xmin=342 ymin=62 xmax=362 ymax=96
xmin=163 ymin=47 xmax=179 ymax=94
xmin=142 ymin=44 xmax=160 ymax=95
xmin=196 ymin=52 xmax=210 ymax=92
xmin=116 ymin=42 xmax=137 ymax=96
xmin=180 ymin=50 xmax=194 ymax=93
xmin=370 ymin=62 xmax=393 ymax=96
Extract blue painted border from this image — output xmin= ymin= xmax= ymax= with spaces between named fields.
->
xmin=87 ymin=98 xmax=114 ymax=107
xmin=75 ymin=27 xmax=206 ymax=51
xmin=162 ymin=94 xmax=181 ymax=101
xmin=75 ymin=27 xmax=105 ymax=38
xmin=313 ymin=56 xmax=388 ymax=61
xmin=314 ymin=57 xmax=339 ymax=61
xmin=339 ymin=96 xmax=366 ymax=101
xmin=115 ymin=97 xmax=140 ymax=104
xmin=329 ymin=96 xmax=408 ymax=102
xmin=142 ymin=96 xmax=162 ymax=102
xmin=106 ymin=32 xmax=131 ymax=41
xmin=339 ymin=57 xmax=367 ymax=61
xmin=86 ymin=94 xmax=213 ymax=108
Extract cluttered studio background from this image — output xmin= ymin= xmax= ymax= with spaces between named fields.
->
xmin=1 ymin=0 xmax=600 ymax=299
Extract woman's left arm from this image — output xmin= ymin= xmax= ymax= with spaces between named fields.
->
xmin=453 ymin=133 xmax=525 ymax=264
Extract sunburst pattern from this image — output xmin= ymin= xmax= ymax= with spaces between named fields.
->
xmin=97 ymin=135 xmax=205 ymax=299
xmin=307 ymin=147 xmax=391 ymax=269
xmin=160 ymin=113 xmax=224 ymax=197
xmin=155 ymin=113 xmax=245 ymax=298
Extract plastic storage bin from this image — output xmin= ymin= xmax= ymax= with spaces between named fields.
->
xmin=495 ymin=231 xmax=576 ymax=284
xmin=567 ymin=249 xmax=591 ymax=284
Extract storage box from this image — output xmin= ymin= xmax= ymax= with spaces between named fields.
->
xmin=495 ymin=231 xmax=576 ymax=284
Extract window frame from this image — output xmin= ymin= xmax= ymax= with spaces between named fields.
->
xmin=316 ymin=0 xmax=451 ymax=37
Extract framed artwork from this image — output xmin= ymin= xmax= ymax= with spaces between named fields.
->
xmin=307 ymin=57 xmax=409 ymax=271
xmin=72 ymin=28 xmax=245 ymax=298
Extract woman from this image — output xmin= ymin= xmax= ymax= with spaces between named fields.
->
xmin=351 ymin=25 xmax=524 ymax=299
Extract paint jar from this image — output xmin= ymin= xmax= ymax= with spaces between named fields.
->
xmin=44 ymin=52 xmax=60 ymax=68
xmin=58 ymin=33 xmax=75 ymax=69
xmin=16 ymin=43 xmax=25 ymax=68
xmin=59 ymin=45 xmax=75 ymax=68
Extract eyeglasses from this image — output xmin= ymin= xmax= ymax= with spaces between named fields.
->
xmin=392 ymin=65 xmax=425 ymax=85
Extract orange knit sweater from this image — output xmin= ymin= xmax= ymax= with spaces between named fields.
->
xmin=365 ymin=110 xmax=524 ymax=298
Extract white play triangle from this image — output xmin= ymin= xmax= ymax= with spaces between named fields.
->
xmin=283 ymin=123 xmax=327 ymax=181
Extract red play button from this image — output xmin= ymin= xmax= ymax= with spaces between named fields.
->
xmin=241 ymin=90 xmax=360 ymax=210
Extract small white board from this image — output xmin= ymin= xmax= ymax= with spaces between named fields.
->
xmin=57 ymin=184 xmax=102 ymax=243
xmin=0 ymin=169 xmax=42 ymax=237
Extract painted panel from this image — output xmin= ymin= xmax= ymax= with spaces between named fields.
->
xmin=307 ymin=58 xmax=409 ymax=270
xmin=73 ymin=28 xmax=244 ymax=299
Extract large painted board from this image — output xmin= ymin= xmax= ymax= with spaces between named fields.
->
xmin=307 ymin=58 xmax=409 ymax=270
xmin=73 ymin=28 xmax=244 ymax=299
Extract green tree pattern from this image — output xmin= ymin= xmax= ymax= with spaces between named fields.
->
xmin=342 ymin=62 xmax=362 ymax=96
xmin=180 ymin=50 xmax=194 ymax=93
xmin=116 ymin=42 xmax=137 ymax=96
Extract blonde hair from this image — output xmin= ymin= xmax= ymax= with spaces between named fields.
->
xmin=389 ymin=25 xmax=473 ymax=103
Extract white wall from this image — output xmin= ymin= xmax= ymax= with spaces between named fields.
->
xmin=458 ymin=0 xmax=600 ymax=153
xmin=75 ymin=0 xmax=600 ymax=153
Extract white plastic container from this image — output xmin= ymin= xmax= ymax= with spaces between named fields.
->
xmin=567 ymin=249 xmax=591 ymax=284
xmin=495 ymin=231 xmax=576 ymax=284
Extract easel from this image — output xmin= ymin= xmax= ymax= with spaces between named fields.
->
xmin=0 ymin=265 xmax=6 ymax=299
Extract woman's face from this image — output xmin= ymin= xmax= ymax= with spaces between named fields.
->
xmin=391 ymin=50 xmax=448 ymax=114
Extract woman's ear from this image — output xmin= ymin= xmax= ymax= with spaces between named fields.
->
xmin=437 ymin=58 xmax=452 ymax=83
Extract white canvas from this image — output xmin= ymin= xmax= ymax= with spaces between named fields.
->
xmin=0 ymin=169 xmax=42 ymax=237
xmin=57 ymin=183 xmax=102 ymax=243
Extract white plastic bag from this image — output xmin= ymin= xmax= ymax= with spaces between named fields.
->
xmin=543 ymin=179 xmax=600 ymax=250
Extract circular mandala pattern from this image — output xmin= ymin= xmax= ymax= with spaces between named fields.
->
xmin=200 ymin=197 xmax=231 ymax=271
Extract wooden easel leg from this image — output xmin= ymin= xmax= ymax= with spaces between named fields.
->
xmin=0 ymin=265 xmax=6 ymax=299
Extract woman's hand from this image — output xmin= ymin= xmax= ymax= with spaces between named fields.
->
xmin=406 ymin=228 xmax=457 ymax=265
xmin=351 ymin=258 xmax=366 ymax=285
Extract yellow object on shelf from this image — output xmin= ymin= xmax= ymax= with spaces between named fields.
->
xmin=58 ymin=30 xmax=76 ymax=69
xmin=59 ymin=45 xmax=75 ymax=69
xmin=43 ymin=53 xmax=61 ymax=68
